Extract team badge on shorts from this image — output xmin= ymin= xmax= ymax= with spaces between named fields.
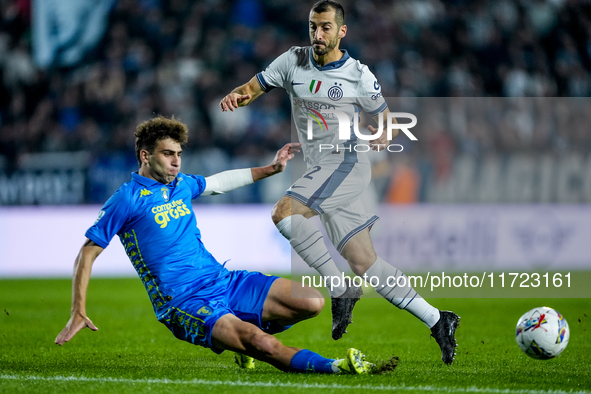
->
xmin=196 ymin=306 xmax=212 ymax=316
xmin=161 ymin=188 xmax=170 ymax=202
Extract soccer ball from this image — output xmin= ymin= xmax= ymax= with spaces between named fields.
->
xmin=515 ymin=307 xmax=569 ymax=360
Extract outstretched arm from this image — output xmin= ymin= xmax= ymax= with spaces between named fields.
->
xmin=55 ymin=239 xmax=104 ymax=346
xmin=251 ymin=142 xmax=301 ymax=181
xmin=202 ymin=142 xmax=301 ymax=196
xmin=220 ymin=76 xmax=265 ymax=112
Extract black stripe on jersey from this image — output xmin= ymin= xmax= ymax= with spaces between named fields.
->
xmin=256 ymin=73 xmax=275 ymax=93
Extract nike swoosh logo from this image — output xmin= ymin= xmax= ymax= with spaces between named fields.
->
xmin=291 ymin=186 xmax=305 ymax=189
xmin=291 ymin=82 xmax=304 ymax=85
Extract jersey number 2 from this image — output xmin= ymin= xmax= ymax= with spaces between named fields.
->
xmin=303 ymin=166 xmax=321 ymax=180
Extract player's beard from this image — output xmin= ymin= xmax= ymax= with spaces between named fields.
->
xmin=312 ymin=35 xmax=339 ymax=56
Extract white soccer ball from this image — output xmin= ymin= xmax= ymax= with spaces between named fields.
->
xmin=515 ymin=307 xmax=569 ymax=360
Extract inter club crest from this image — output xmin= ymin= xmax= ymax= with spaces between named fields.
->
xmin=328 ymin=82 xmax=343 ymax=101
xmin=161 ymin=188 xmax=170 ymax=202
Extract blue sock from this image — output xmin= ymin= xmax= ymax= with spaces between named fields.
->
xmin=289 ymin=349 xmax=336 ymax=373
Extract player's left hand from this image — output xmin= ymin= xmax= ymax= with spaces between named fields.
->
xmin=269 ymin=142 xmax=302 ymax=174
xmin=368 ymin=125 xmax=389 ymax=151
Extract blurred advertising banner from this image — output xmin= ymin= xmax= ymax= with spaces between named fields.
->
xmin=289 ymin=205 xmax=591 ymax=298
xmin=0 ymin=151 xmax=89 ymax=205
xmin=1 ymin=204 xmax=589 ymax=278
xmin=371 ymin=205 xmax=591 ymax=272
xmin=0 ymin=204 xmax=290 ymax=278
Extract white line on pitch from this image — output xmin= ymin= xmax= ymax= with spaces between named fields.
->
xmin=0 ymin=374 xmax=589 ymax=394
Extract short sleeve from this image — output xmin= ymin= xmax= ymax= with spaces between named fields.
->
xmin=356 ymin=67 xmax=388 ymax=117
xmin=85 ymin=188 xmax=131 ymax=249
xmin=183 ymin=174 xmax=207 ymax=199
xmin=256 ymin=49 xmax=293 ymax=92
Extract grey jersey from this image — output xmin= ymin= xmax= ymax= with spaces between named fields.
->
xmin=257 ymin=47 xmax=387 ymax=167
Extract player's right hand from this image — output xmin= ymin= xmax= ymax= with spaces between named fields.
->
xmin=220 ymin=93 xmax=251 ymax=112
xmin=55 ymin=312 xmax=98 ymax=346
xmin=269 ymin=142 xmax=302 ymax=174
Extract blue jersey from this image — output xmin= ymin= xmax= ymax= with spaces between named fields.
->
xmin=85 ymin=172 xmax=228 ymax=318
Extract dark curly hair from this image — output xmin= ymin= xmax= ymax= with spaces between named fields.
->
xmin=134 ymin=115 xmax=188 ymax=166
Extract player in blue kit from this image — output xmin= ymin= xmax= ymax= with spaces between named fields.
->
xmin=55 ymin=115 xmax=373 ymax=374
xmin=220 ymin=0 xmax=459 ymax=364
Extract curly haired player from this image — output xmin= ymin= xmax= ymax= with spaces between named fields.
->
xmin=55 ymin=115 xmax=373 ymax=374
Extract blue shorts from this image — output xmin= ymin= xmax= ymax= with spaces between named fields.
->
xmin=158 ymin=270 xmax=288 ymax=353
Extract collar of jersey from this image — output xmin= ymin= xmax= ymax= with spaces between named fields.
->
xmin=132 ymin=172 xmax=176 ymax=188
xmin=309 ymin=48 xmax=350 ymax=71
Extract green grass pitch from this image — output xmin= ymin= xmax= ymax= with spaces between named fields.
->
xmin=1 ymin=278 xmax=590 ymax=393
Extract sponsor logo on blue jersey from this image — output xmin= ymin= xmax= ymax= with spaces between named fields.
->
xmin=151 ymin=199 xmax=191 ymax=228
xmin=140 ymin=189 xmax=153 ymax=197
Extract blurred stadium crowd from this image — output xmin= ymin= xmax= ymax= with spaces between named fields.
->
xmin=1 ymin=0 xmax=591 ymax=204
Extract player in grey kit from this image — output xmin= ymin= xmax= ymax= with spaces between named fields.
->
xmin=220 ymin=0 xmax=460 ymax=364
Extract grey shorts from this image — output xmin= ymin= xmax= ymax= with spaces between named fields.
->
xmin=286 ymin=154 xmax=379 ymax=253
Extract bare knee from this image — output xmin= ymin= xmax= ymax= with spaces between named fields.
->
xmin=302 ymin=296 xmax=324 ymax=318
xmin=272 ymin=197 xmax=316 ymax=225
xmin=271 ymin=199 xmax=290 ymax=225
xmin=290 ymin=289 xmax=324 ymax=320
